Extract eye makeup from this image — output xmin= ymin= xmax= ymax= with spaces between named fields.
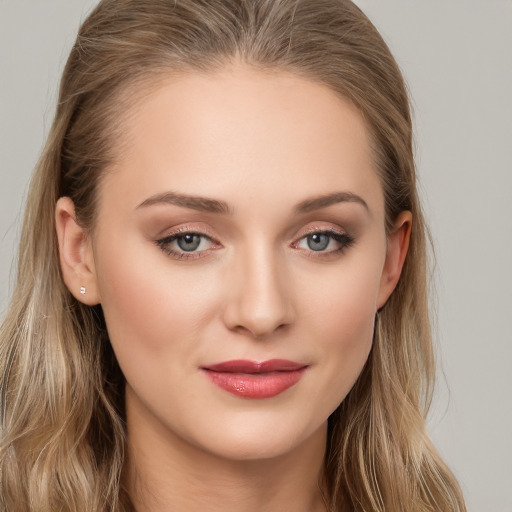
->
xmin=155 ymin=226 xmax=220 ymax=260
xmin=291 ymin=227 xmax=355 ymax=258
xmin=154 ymin=224 xmax=355 ymax=261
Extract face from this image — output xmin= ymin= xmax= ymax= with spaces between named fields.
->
xmin=77 ymin=65 xmax=406 ymax=461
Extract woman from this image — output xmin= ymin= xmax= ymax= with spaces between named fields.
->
xmin=0 ymin=0 xmax=467 ymax=510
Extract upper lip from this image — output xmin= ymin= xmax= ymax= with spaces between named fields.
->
xmin=202 ymin=359 xmax=307 ymax=373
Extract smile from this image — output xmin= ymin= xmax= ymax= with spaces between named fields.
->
xmin=201 ymin=359 xmax=308 ymax=399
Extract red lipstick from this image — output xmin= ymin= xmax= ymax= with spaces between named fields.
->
xmin=201 ymin=359 xmax=307 ymax=399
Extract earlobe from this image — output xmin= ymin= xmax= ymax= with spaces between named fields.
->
xmin=55 ymin=197 xmax=101 ymax=305
xmin=377 ymin=211 xmax=412 ymax=310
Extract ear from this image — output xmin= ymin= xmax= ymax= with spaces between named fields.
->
xmin=376 ymin=211 xmax=412 ymax=310
xmin=55 ymin=197 xmax=101 ymax=305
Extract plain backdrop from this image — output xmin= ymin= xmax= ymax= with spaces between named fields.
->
xmin=1 ymin=1 xmax=511 ymax=511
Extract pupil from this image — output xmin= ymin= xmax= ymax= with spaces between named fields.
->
xmin=308 ymin=233 xmax=329 ymax=251
xmin=177 ymin=234 xmax=201 ymax=251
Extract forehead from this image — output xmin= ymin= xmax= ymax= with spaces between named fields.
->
xmin=100 ymin=64 xmax=384 ymax=219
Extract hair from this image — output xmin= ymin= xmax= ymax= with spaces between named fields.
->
xmin=0 ymin=0 xmax=466 ymax=510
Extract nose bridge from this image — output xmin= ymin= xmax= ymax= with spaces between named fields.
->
xmin=222 ymin=238 xmax=295 ymax=338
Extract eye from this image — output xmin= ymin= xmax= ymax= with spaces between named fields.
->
xmin=175 ymin=233 xmax=202 ymax=252
xmin=294 ymin=229 xmax=354 ymax=255
xmin=155 ymin=230 xmax=218 ymax=260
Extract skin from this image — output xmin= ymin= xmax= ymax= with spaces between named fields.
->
xmin=56 ymin=64 xmax=411 ymax=511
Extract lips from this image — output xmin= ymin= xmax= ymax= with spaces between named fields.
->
xmin=201 ymin=359 xmax=308 ymax=399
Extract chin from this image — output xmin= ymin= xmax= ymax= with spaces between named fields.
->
xmin=186 ymin=414 xmax=327 ymax=463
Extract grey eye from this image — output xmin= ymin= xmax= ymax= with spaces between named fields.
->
xmin=307 ymin=233 xmax=330 ymax=251
xmin=177 ymin=234 xmax=202 ymax=251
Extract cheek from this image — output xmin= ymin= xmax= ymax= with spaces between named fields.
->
xmin=305 ymin=254 xmax=381 ymax=340
xmin=300 ymin=256 xmax=381 ymax=406
xmin=325 ymin=281 xmax=376 ymax=362
xmin=93 ymin=234 xmax=221 ymax=365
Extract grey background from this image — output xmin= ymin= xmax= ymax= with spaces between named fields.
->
xmin=1 ymin=1 xmax=511 ymax=510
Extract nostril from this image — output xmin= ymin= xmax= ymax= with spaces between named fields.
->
xmin=224 ymin=299 xmax=296 ymax=338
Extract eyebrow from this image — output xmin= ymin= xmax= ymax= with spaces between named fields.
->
xmin=137 ymin=191 xmax=232 ymax=214
xmin=136 ymin=190 xmax=369 ymax=215
xmin=293 ymin=192 xmax=369 ymax=214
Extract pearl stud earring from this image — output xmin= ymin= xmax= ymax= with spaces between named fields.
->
xmin=80 ymin=286 xmax=86 ymax=295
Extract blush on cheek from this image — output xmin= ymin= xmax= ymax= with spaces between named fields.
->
xmin=314 ymin=272 xmax=377 ymax=396
xmin=324 ymin=272 xmax=378 ymax=336
xmin=98 ymin=246 xmax=221 ymax=358
xmin=95 ymin=247 xmax=170 ymax=357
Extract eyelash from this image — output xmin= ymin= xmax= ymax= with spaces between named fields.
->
xmin=155 ymin=227 xmax=355 ymax=261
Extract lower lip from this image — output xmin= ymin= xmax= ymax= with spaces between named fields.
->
xmin=202 ymin=368 xmax=307 ymax=399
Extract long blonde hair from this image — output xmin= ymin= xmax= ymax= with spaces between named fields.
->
xmin=1 ymin=1 xmax=466 ymax=510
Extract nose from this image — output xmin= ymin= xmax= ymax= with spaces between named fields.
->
xmin=221 ymin=245 xmax=296 ymax=339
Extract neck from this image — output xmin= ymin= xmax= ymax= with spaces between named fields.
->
xmin=124 ymin=388 xmax=329 ymax=512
